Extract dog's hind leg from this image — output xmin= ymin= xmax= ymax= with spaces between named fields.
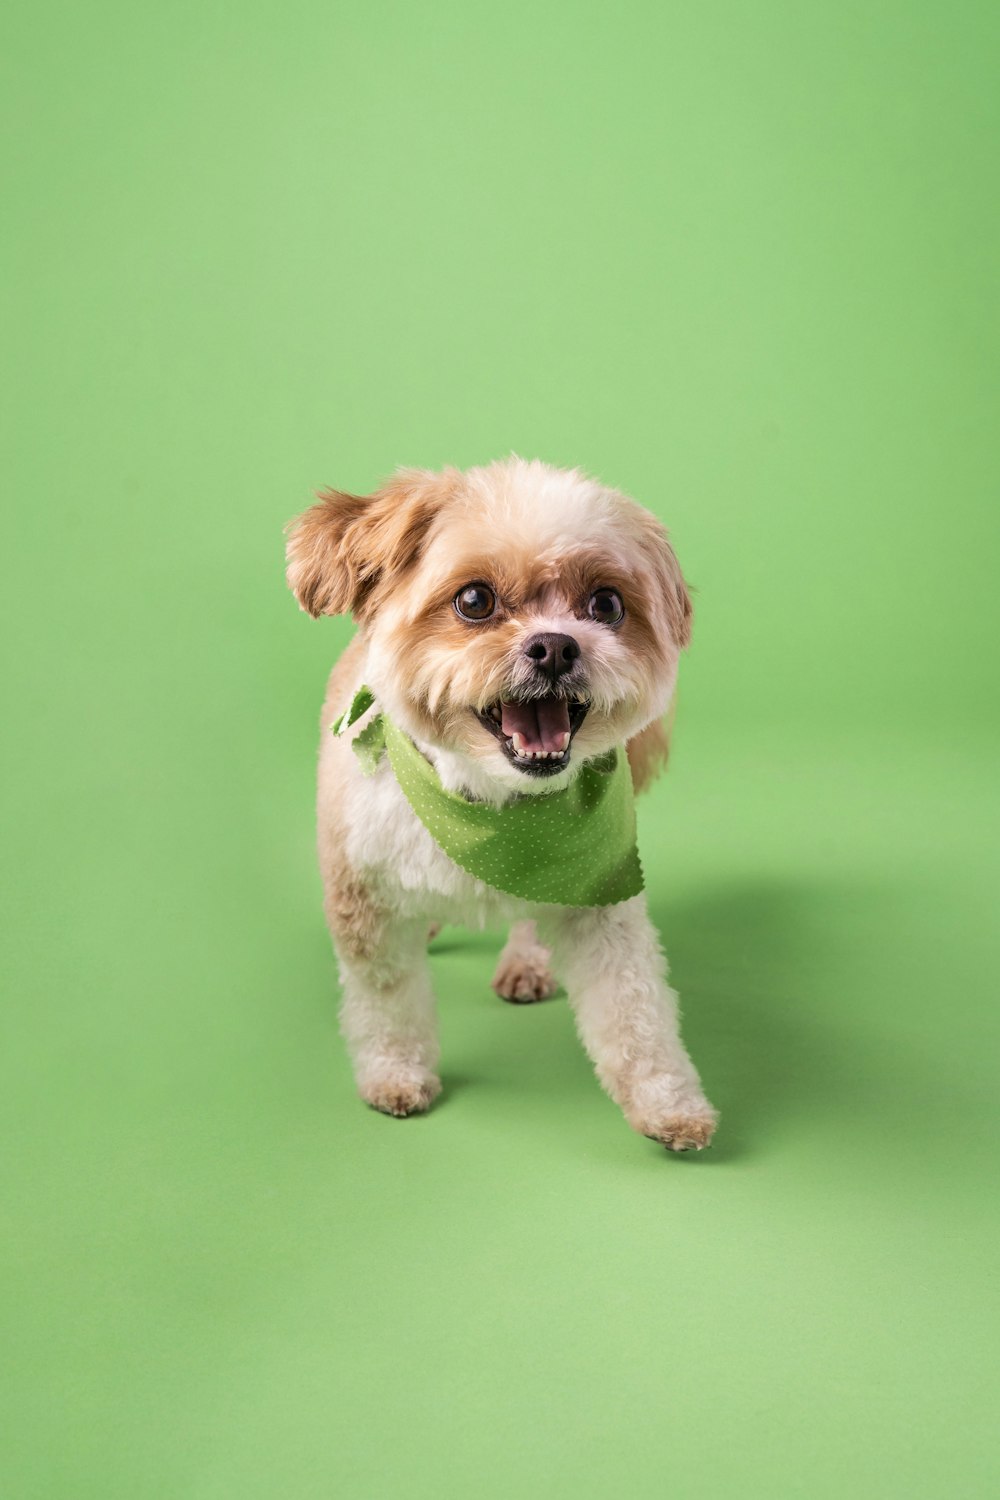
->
xmin=491 ymin=920 xmax=559 ymax=1004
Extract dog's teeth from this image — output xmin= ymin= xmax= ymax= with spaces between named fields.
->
xmin=509 ymin=733 xmax=572 ymax=763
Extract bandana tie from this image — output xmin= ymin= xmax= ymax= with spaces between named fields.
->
xmin=332 ymin=688 xmax=644 ymax=908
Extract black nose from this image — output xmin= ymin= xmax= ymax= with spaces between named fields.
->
xmin=522 ymin=631 xmax=581 ymax=681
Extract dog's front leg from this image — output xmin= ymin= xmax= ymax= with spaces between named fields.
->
xmin=325 ymin=874 xmax=441 ymax=1117
xmin=545 ymin=896 xmax=717 ymax=1152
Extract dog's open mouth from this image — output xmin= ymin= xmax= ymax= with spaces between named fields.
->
xmin=476 ymin=696 xmax=590 ymax=776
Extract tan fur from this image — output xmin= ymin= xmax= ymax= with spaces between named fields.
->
xmin=288 ymin=459 xmax=717 ymax=1149
xmin=320 ymin=633 xmax=368 ymax=732
xmin=491 ymin=921 xmax=558 ymax=1003
xmin=632 ymin=510 xmax=693 ymax=648
xmin=317 ymin=637 xmax=390 ymax=964
xmin=626 ymin=693 xmax=678 ymax=794
xmin=638 ymin=1116 xmax=715 ymax=1152
xmin=322 ymin=863 xmax=387 ymax=966
xmin=286 ymin=469 xmax=459 ymax=620
xmin=364 ymin=1076 xmax=441 ymax=1118
xmin=285 ymin=490 xmax=368 ymax=617
xmin=626 ymin=719 xmax=671 ymax=795
xmin=491 ymin=958 xmax=557 ymax=1003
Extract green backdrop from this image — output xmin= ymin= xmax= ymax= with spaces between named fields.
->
xmin=3 ymin=2 xmax=998 ymax=1496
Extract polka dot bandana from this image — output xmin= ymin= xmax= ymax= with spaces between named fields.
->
xmin=333 ymin=688 xmax=644 ymax=908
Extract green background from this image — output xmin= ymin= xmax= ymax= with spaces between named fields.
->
xmin=3 ymin=2 xmax=998 ymax=1495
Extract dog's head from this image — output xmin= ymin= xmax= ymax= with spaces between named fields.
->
xmin=287 ymin=459 xmax=691 ymax=795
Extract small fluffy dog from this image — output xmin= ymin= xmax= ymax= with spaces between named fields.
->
xmin=286 ymin=458 xmax=717 ymax=1151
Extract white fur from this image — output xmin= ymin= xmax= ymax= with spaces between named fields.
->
xmin=322 ymin=650 xmax=716 ymax=1149
xmin=304 ymin=459 xmax=716 ymax=1150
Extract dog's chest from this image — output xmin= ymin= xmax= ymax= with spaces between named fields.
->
xmin=340 ymin=757 xmax=528 ymax=927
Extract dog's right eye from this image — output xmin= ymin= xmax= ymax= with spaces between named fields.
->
xmin=454 ymin=583 xmax=497 ymax=621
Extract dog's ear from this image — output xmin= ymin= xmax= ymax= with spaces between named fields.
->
xmin=634 ymin=510 xmax=692 ymax=648
xmin=286 ymin=469 xmax=456 ymax=619
xmin=285 ymin=489 xmax=370 ymax=617
xmin=661 ymin=538 xmax=693 ymax=648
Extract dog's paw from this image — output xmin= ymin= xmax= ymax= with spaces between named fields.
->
xmin=491 ymin=952 xmax=559 ymax=1004
xmin=361 ymin=1072 xmax=441 ymax=1118
xmin=625 ymin=1077 xmax=718 ymax=1153
xmin=636 ymin=1111 xmax=718 ymax=1153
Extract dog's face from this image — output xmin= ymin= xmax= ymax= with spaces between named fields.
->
xmin=287 ymin=459 xmax=691 ymax=795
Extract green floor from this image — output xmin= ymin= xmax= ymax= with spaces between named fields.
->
xmin=4 ymin=2 xmax=998 ymax=1495
xmin=5 ymin=720 xmax=997 ymax=1496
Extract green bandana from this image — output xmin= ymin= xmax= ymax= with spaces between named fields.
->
xmin=332 ymin=688 xmax=644 ymax=908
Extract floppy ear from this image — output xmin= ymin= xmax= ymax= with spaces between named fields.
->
xmin=643 ymin=514 xmax=693 ymax=647
xmin=285 ymin=489 xmax=370 ymax=617
xmin=660 ymin=536 xmax=693 ymax=648
xmin=286 ymin=468 xmax=455 ymax=619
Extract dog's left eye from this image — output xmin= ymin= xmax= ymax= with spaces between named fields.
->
xmin=454 ymin=583 xmax=497 ymax=621
xmin=588 ymin=588 xmax=625 ymax=625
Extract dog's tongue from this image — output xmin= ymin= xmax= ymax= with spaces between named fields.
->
xmin=500 ymin=698 xmax=571 ymax=752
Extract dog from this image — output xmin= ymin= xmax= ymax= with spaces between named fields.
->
xmin=285 ymin=458 xmax=717 ymax=1152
